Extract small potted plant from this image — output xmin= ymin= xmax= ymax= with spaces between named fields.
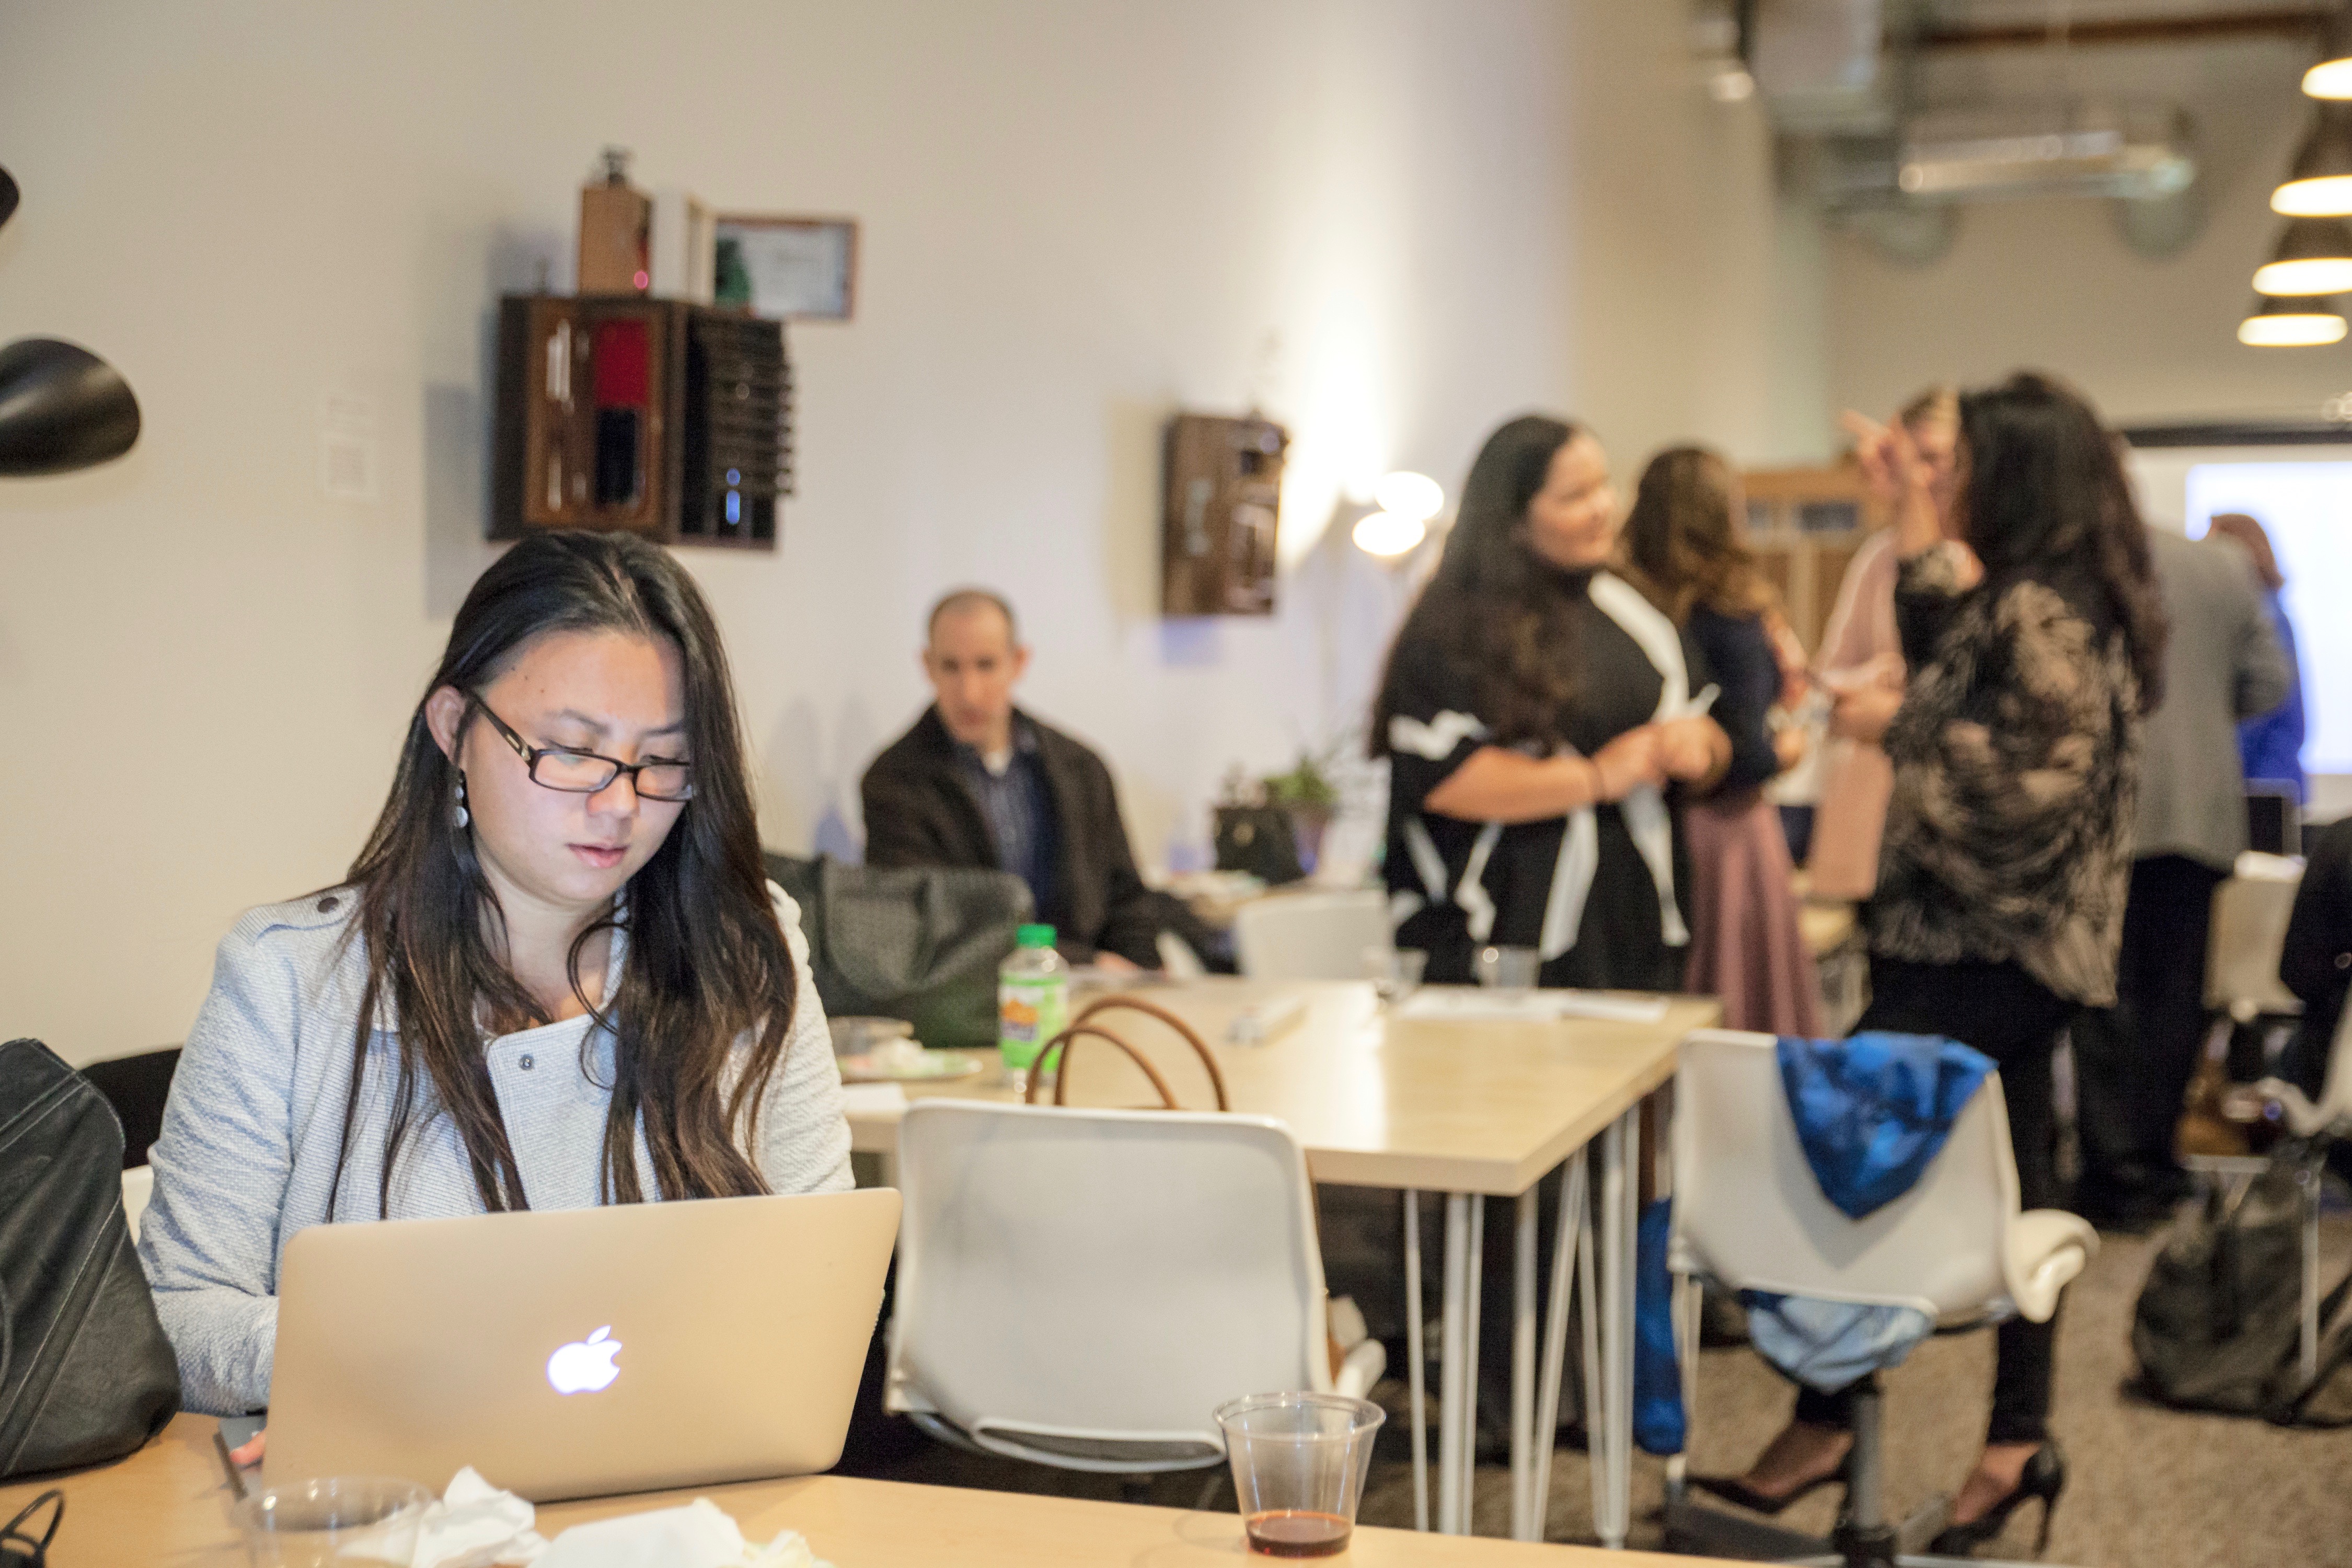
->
xmin=1261 ymin=748 xmax=1343 ymax=874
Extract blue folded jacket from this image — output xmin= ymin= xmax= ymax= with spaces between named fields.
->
xmin=1774 ymin=1031 xmax=1995 ymax=1220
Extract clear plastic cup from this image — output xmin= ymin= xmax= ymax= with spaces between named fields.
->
xmin=234 ymin=1477 xmax=432 ymax=1567
xmin=1364 ymin=946 xmax=1428 ymax=1005
xmin=1474 ymin=944 xmax=1541 ymax=990
xmin=1214 ymin=1392 xmax=1384 ymax=1558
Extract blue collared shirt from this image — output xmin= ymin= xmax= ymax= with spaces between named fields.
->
xmin=953 ymin=719 xmax=1057 ymax=921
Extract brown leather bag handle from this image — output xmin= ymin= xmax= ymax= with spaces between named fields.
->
xmin=1072 ymin=995 xmax=1231 ymax=1111
xmin=1022 ymin=1024 xmax=1181 ymax=1109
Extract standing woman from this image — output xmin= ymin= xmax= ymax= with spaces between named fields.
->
xmin=1620 ymin=446 xmax=1822 ymax=1036
xmin=1374 ymin=414 xmax=1731 ymax=991
xmin=139 ymin=532 xmax=852 ymax=1420
xmin=1709 ymin=374 xmax=2165 ymax=1557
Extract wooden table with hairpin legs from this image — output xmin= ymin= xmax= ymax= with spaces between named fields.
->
xmin=0 ymin=1412 xmax=1734 ymax=1566
xmin=845 ymin=979 xmax=1712 ymax=1547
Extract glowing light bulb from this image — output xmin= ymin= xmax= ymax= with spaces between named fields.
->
xmin=1353 ymin=510 xmax=1427 ymax=557
xmin=1373 ymin=471 xmax=1444 ymax=523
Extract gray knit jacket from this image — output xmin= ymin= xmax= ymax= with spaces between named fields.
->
xmin=135 ymin=885 xmax=853 ymax=1415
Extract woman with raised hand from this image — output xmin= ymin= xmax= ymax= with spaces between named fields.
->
xmin=1373 ymin=413 xmax=1731 ymax=992
xmin=1704 ymin=373 xmax=2165 ymax=1558
xmin=140 ymin=531 xmax=851 ymax=1422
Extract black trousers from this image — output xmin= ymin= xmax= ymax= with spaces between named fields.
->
xmin=1789 ymin=956 xmax=2068 ymax=1447
xmin=2072 ymin=855 xmax=2226 ymax=1208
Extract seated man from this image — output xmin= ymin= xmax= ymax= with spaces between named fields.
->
xmin=862 ymin=589 xmax=1174 ymax=971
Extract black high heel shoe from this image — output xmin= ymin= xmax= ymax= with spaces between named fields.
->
xmin=1928 ymin=1441 xmax=2066 ymax=1558
xmin=1686 ymin=1459 xmax=1848 ymax=1517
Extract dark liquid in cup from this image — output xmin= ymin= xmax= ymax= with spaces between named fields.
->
xmin=1245 ymin=1509 xmax=1352 ymax=1557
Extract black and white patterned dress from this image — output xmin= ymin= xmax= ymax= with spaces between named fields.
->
xmin=1378 ymin=567 xmax=1710 ymax=991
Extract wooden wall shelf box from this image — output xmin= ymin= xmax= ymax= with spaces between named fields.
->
xmin=492 ymin=294 xmax=792 ymax=551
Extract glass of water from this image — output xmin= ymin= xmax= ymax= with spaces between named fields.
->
xmin=234 ymin=1477 xmax=432 ymax=1567
xmin=1474 ymin=944 xmax=1541 ymax=990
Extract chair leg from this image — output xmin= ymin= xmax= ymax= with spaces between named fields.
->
xmin=1404 ymin=1189 xmax=1429 ymax=1532
xmin=1460 ymin=1194 xmax=1485 ymax=1530
xmin=1666 ymin=1270 xmax=1700 ymax=1503
xmin=2302 ymin=1154 xmax=2323 ymax=1386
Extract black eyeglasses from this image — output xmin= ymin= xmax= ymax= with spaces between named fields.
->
xmin=467 ymin=694 xmax=696 ymax=801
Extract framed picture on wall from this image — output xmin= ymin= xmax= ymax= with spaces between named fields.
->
xmin=712 ymin=215 xmax=858 ymax=320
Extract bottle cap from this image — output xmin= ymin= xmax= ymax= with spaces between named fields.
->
xmin=1016 ymin=924 xmax=1057 ymax=948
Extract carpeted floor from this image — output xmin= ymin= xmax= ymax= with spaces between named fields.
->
xmin=852 ymin=1210 xmax=2352 ymax=1565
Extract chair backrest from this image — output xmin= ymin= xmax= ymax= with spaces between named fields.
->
xmin=1670 ymin=1030 xmax=2019 ymax=1321
xmin=2206 ymin=867 xmax=2304 ymax=1021
xmin=1233 ymin=889 xmax=1390 ymax=981
xmin=2304 ymin=994 xmax=2352 ymax=1136
xmin=888 ymin=1101 xmax=1330 ymax=1468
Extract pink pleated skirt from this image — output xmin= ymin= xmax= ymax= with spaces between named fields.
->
xmin=1681 ymin=788 xmax=1825 ymax=1037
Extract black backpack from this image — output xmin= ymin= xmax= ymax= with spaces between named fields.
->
xmin=0 ymin=1039 xmax=180 ymax=1478
xmin=2130 ymin=1146 xmax=2352 ymax=1424
xmin=764 ymin=853 xmax=1032 ymax=1050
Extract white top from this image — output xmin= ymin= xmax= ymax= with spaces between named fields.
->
xmin=135 ymin=883 xmax=853 ymax=1415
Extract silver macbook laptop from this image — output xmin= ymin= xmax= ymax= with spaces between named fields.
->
xmin=263 ymin=1187 xmax=900 ymax=1501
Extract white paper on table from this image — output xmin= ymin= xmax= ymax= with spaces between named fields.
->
xmin=1397 ymin=988 xmax=1670 ymax=1025
xmin=837 ymin=1081 xmax=909 ymax=1114
xmin=535 ymin=1497 xmax=830 ymax=1568
xmin=414 ymin=1467 xmax=547 ymax=1567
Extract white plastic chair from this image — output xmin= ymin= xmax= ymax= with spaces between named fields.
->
xmin=1665 ymin=1029 xmax=2096 ymax=1565
xmin=886 ymin=1100 xmax=1383 ymax=1473
xmin=1233 ymin=889 xmax=1391 ymax=981
xmin=2206 ymin=862 xmax=2304 ymax=1024
xmin=121 ymin=1165 xmax=154 ymax=1244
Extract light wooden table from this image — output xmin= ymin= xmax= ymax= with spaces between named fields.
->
xmin=0 ymin=1414 xmax=1713 ymax=1567
xmin=848 ymin=979 xmax=1716 ymax=1547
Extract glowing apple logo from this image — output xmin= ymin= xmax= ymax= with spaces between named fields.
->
xmin=545 ymin=1325 xmax=623 ymax=1395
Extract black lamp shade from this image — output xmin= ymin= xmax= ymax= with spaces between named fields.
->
xmin=2309 ymin=5 xmax=2352 ymax=98
xmin=0 ymin=338 xmax=142 ymax=476
xmin=2277 ymin=103 xmax=2352 ymax=215
xmin=0 ymin=166 xmax=16 ymax=234
xmin=2256 ymin=216 xmax=2352 ymax=294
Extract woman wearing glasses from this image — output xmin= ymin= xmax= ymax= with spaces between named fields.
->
xmin=139 ymin=532 xmax=851 ymax=1420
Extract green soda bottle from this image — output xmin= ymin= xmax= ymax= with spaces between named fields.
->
xmin=997 ymin=924 xmax=1069 ymax=1098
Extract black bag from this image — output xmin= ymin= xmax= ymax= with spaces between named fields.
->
xmin=1213 ymin=805 xmax=1304 ymax=886
xmin=765 ymin=853 xmax=1031 ymax=1049
xmin=0 ymin=1040 xmax=180 ymax=1478
xmin=2130 ymin=1150 xmax=2335 ymax=1416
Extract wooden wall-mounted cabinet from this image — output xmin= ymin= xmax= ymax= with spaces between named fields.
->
xmin=1162 ymin=412 xmax=1286 ymax=616
xmin=1740 ymin=462 xmax=1888 ymax=654
xmin=492 ymin=295 xmax=790 ymax=550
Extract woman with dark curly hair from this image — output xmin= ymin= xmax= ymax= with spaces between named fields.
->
xmin=1703 ymin=373 xmax=2166 ymax=1557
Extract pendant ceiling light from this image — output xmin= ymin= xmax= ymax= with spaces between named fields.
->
xmin=0 ymin=165 xmax=17 ymax=233
xmin=2275 ymin=103 xmax=2352 ymax=215
xmin=2255 ymin=216 xmax=2352 ymax=294
xmin=2307 ymin=5 xmax=2352 ymax=99
xmin=2238 ymin=293 xmax=2348 ymax=347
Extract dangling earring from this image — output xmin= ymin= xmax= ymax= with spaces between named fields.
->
xmin=453 ymin=773 xmax=471 ymax=830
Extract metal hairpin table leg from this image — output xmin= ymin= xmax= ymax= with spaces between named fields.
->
xmin=1511 ymin=1185 xmax=1539 ymax=1539
xmin=1459 ymin=1194 xmax=1485 ymax=1532
xmin=1527 ymin=1151 xmax=1588 ymax=1542
xmin=1405 ymin=1190 xmax=1428 ymax=1532
xmin=1596 ymin=1110 xmax=1640 ymax=1549
xmin=1437 ymin=1193 xmax=1469 ymax=1534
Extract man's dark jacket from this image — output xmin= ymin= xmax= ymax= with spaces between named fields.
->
xmin=860 ymin=706 xmax=1163 ymax=967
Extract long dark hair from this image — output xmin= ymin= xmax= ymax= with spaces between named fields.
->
xmin=335 ymin=531 xmax=794 ymax=1215
xmin=1957 ymin=372 xmax=2167 ymax=711
xmin=1620 ymin=445 xmax=1772 ymax=626
xmin=1372 ymin=414 xmax=1596 ymax=752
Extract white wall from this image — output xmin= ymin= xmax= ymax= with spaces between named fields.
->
xmin=0 ymin=0 xmax=1816 ymax=1065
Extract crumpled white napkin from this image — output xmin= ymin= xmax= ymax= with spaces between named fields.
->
xmin=536 ymin=1498 xmax=831 ymax=1568
xmin=413 ymin=1468 xmax=550 ymax=1568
